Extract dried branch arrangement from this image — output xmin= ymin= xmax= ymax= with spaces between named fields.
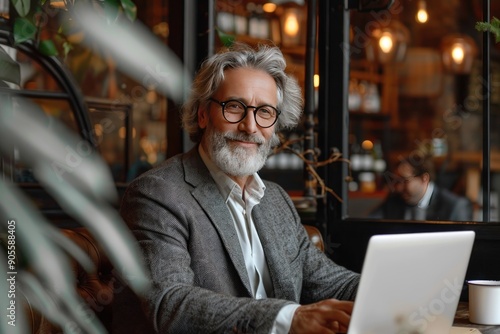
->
xmin=271 ymin=134 xmax=352 ymax=203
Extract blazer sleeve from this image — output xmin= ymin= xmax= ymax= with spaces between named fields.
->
xmin=268 ymin=184 xmax=361 ymax=304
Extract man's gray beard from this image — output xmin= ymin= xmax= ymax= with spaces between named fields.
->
xmin=206 ymin=127 xmax=279 ymax=177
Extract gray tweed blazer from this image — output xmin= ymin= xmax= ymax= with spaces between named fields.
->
xmin=117 ymin=147 xmax=359 ymax=333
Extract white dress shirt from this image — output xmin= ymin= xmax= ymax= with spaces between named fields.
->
xmin=199 ymin=146 xmax=299 ymax=333
xmin=405 ymin=181 xmax=435 ymax=220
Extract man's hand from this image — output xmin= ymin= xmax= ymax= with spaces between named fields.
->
xmin=290 ymin=299 xmax=354 ymax=334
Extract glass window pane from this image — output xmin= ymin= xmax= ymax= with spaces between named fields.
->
xmin=346 ymin=2 xmax=499 ymax=222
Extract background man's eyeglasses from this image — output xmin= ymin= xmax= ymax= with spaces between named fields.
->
xmin=393 ymin=174 xmax=425 ymax=185
xmin=209 ymin=98 xmax=280 ymax=128
xmin=394 ymin=175 xmax=418 ymax=184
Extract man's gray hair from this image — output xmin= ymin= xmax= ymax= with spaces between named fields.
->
xmin=181 ymin=43 xmax=304 ymax=143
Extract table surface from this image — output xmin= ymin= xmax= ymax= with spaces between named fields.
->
xmin=454 ymin=302 xmax=500 ymax=334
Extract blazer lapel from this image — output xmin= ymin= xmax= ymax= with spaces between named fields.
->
xmin=183 ymin=148 xmax=253 ymax=296
xmin=252 ymin=206 xmax=297 ymax=301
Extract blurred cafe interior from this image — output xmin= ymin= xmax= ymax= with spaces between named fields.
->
xmin=2 ymin=0 xmax=500 ymax=324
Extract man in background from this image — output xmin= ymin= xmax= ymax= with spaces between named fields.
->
xmin=370 ymin=155 xmax=473 ymax=221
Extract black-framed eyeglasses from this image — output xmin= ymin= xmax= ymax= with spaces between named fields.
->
xmin=209 ymin=98 xmax=280 ymax=128
xmin=393 ymin=174 xmax=420 ymax=184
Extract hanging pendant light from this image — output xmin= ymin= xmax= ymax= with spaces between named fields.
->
xmin=441 ymin=34 xmax=478 ymax=74
xmin=416 ymin=0 xmax=428 ymax=24
xmin=277 ymin=2 xmax=306 ymax=47
xmin=366 ymin=20 xmax=410 ymax=64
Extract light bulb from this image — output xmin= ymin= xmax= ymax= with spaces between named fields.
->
xmin=284 ymin=12 xmax=299 ymax=37
xmin=416 ymin=9 xmax=428 ymax=23
xmin=314 ymin=74 xmax=320 ymax=88
xmin=441 ymin=34 xmax=477 ymax=73
xmin=379 ymin=33 xmax=394 ymax=53
xmin=451 ymin=44 xmax=465 ymax=64
xmin=362 ymin=140 xmax=374 ymax=151
xmin=416 ymin=1 xmax=428 ymax=23
xmin=263 ymin=3 xmax=277 ymax=13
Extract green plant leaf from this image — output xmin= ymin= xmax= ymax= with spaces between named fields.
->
xmin=45 ymin=225 xmax=95 ymax=273
xmin=103 ymin=0 xmax=120 ymax=22
xmin=0 ymin=46 xmax=21 ymax=85
xmin=0 ymin=181 xmax=107 ymax=334
xmin=11 ymin=0 xmax=31 ymax=17
xmin=476 ymin=17 xmax=500 ymax=43
xmin=0 ymin=97 xmax=150 ymax=318
xmin=75 ymin=5 xmax=189 ymax=104
xmin=39 ymin=39 xmax=58 ymax=56
xmin=13 ymin=17 xmax=37 ymax=44
xmin=120 ymin=0 xmax=137 ymax=21
xmin=0 ymin=91 xmax=150 ymax=332
xmin=62 ymin=41 xmax=73 ymax=58
xmin=18 ymin=271 xmax=105 ymax=334
xmin=216 ymin=27 xmax=235 ymax=47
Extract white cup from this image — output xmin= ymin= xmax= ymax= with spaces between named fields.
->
xmin=468 ymin=280 xmax=500 ymax=325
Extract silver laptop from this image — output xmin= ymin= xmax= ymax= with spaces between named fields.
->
xmin=348 ymin=231 xmax=475 ymax=334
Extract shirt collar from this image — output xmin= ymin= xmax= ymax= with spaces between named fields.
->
xmin=418 ymin=181 xmax=434 ymax=208
xmin=198 ymin=145 xmax=266 ymax=202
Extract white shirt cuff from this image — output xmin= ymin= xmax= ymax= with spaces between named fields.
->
xmin=270 ymin=304 xmax=301 ymax=334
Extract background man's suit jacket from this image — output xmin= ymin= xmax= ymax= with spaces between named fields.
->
xmin=114 ymin=147 xmax=360 ymax=333
xmin=370 ymin=186 xmax=473 ymax=221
